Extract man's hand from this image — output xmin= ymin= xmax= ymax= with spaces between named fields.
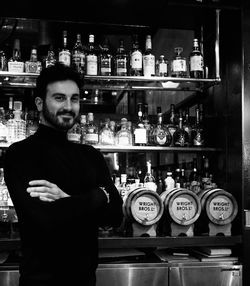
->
xmin=27 ymin=180 xmax=70 ymax=202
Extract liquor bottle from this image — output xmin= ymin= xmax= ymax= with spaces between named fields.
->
xmin=129 ymin=34 xmax=142 ymax=76
xmin=164 ymin=171 xmax=175 ymax=193
xmin=114 ymin=39 xmax=128 ymax=76
xmin=189 ymin=38 xmax=204 ymax=78
xmin=133 ymin=103 xmax=147 ymax=146
xmin=152 ymin=106 xmax=171 ymax=146
xmin=72 ymin=33 xmax=85 ymax=75
xmin=170 ymin=47 xmax=187 ymax=77
xmin=25 ymin=46 xmax=42 ymax=73
xmin=166 ymin=104 xmax=177 ymax=146
xmin=99 ymin=38 xmax=112 ymax=76
xmin=67 ymin=121 xmax=81 ymax=143
xmin=156 ymin=55 xmax=168 ymax=77
xmin=143 ymin=35 xmax=155 ymax=77
xmin=86 ymin=34 xmax=98 ymax=76
xmin=144 ymin=160 xmax=157 ymax=192
xmin=200 ymin=156 xmax=215 ymax=190
xmin=0 ymin=107 xmax=7 ymax=143
xmin=79 ymin=114 xmax=87 ymax=144
xmin=8 ymin=39 xmax=24 ymax=73
xmin=156 ymin=170 xmax=165 ymax=195
xmin=189 ymin=157 xmax=201 ymax=194
xmin=99 ymin=118 xmax=115 ymax=145
xmin=142 ymin=103 xmax=151 ymax=145
xmin=183 ymin=107 xmax=192 ymax=146
xmin=119 ymin=173 xmax=128 ymax=199
xmin=44 ymin=45 xmax=57 ymax=68
xmin=85 ymin=112 xmax=99 ymax=145
xmin=173 ymin=109 xmax=189 ymax=147
xmin=192 ymin=106 xmax=204 ymax=146
xmin=174 ymin=167 xmax=182 ymax=188
xmin=115 ymin=117 xmax=133 ymax=146
xmin=58 ymin=30 xmax=71 ymax=67
xmin=26 ymin=110 xmax=39 ymax=137
xmin=0 ymin=49 xmax=7 ymax=71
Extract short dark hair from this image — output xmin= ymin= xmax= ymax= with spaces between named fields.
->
xmin=35 ymin=63 xmax=83 ymax=100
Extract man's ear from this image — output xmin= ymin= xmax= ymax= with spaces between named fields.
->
xmin=35 ymin=97 xmax=43 ymax=112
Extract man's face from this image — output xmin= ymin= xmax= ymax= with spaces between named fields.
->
xmin=37 ymin=80 xmax=80 ymax=131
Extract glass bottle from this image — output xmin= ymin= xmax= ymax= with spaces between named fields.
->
xmin=189 ymin=158 xmax=201 ymax=194
xmin=72 ymin=33 xmax=85 ymax=75
xmin=26 ymin=110 xmax=39 ymax=137
xmin=85 ymin=112 xmax=99 ymax=145
xmin=164 ymin=171 xmax=175 ymax=193
xmin=133 ymin=103 xmax=147 ymax=146
xmin=7 ymin=107 xmax=26 ymax=143
xmin=114 ymin=39 xmax=128 ymax=76
xmin=0 ymin=107 xmax=7 ymax=143
xmin=171 ymin=47 xmax=187 ymax=77
xmin=144 ymin=160 xmax=157 ymax=192
xmin=173 ymin=109 xmax=189 ymax=147
xmin=142 ymin=103 xmax=151 ymax=145
xmin=166 ymin=104 xmax=177 ymax=146
xmin=25 ymin=46 xmax=42 ymax=73
xmin=79 ymin=114 xmax=87 ymax=144
xmin=99 ymin=38 xmax=112 ymax=76
xmin=183 ymin=107 xmax=192 ymax=146
xmin=152 ymin=106 xmax=171 ymax=146
xmin=201 ymin=156 xmax=214 ymax=190
xmin=129 ymin=34 xmax=142 ymax=76
xmin=86 ymin=34 xmax=98 ymax=76
xmin=99 ymin=118 xmax=115 ymax=145
xmin=115 ymin=118 xmax=133 ymax=146
xmin=58 ymin=30 xmax=71 ymax=67
xmin=0 ymin=49 xmax=7 ymax=71
xmin=67 ymin=121 xmax=81 ymax=143
xmin=156 ymin=55 xmax=168 ymax=77
xmin=192 ymin=106 xmax=204 ymax=146
xmin=44 ymin=45 xmax=57 ymax=68
xmin=189 ymin=38 xmax=204 ymax=78
xmin=8 ymin=39 xmax=24 ymax=73
xmin=143 ymin=35 xmax=155 ymax=77
xmin=156 ymin=170 xmax=165 ymax=195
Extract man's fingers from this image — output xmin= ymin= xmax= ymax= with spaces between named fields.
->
xmin=30 ymin=191 xmax=55 ymax=200
xmin=29 ymin=180 xmax=55 ymax=188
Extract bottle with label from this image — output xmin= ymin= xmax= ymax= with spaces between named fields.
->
xmin=0 ymin=107 xmax=7 ymax=143
xmin=183 ymin=107 xmax=192 ymax=146
xmin=156 ymin=55 xmax=168 ymax=77
xmin=164 ymin=171 xmax=175 ymax=193
xmin=79 ymin=114 xmax=87 ymax=144
xmin=99 ymin=38 xmax=112 ymax=76
xmin=44 ymin=45 xmax=57 ymax=68
xmin=67 ymin=121 xmax=81 ymax=143
xmin=72 ymin=33 xmax=85 ymax=75
xmin=144 ymin=160 xmax=157 ymax=192
xmin=152 ymin=106 xmax=171 ymax=146
xmin=8 ymin=39 xmax=24 ymax=73
xmin=115 ymin=118 xmax=133 ymax=146
xmin=173 ymin=109 xmax=189 ymax=147
xmin=86 ymin=34 xmax=98 ymax=76
xmin=156 ymin=170 xmax=165 ymax=195
xmin=26 ymin=110 xmax=39 ymax=137
xmin=85 ymin=112 xmax=99 ymax=145
xmin=166 ymin=104 xmax=177 ymax=146
xmin=114 ymin=39 xmax=128 ymax=76
xmin=143 ymin=35 xmax=155 ymax=77
xmin=189 ymin=38 xmax=204 ymax=78
xmin=99 ymin=118 xmax=115 ymax=145
xmin=25 ymin=46 xmax=42 ymax=73
xmin=0 ymin=49 xmax=7 ymax=71
xmin=171 ymin=47 xmax=187 ymax=77
xmin=129 ymin=34 xmax=142 ymax=76
xmin=58 ymin=30 xmax=71 ymax=67
xmin=142 ymin=103 xmax=152 ymax=145
xmin=189 ymin=158 xmax=201 ymax=194
xmin=192 ymin=106 xmax=204 ymax=146
xmin=200 ymin=156 xmax=215 ymax=190
xmin=133 ymin=103 xmax=147 ymax=146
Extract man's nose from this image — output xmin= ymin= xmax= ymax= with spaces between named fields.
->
xmin=64 ymin=99 xmax=73 ymax=111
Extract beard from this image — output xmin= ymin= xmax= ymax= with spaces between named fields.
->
xmin=42 ymin=102 xmax=78 ymax=131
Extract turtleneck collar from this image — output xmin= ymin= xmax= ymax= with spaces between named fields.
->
xmin=34 ymin=124 xmax=68 ymax=144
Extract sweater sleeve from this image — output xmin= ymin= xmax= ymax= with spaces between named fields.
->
xmin=3 ymin=143 xmax=113 ymax=233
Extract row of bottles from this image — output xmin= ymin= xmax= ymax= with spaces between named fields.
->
xmin=114 ymin=156 xmax=216 ymax=199
xmin=68 ymin=103 xmax=205 ymax=147
xmin=0 ymin=33 xmax=204 ymax=79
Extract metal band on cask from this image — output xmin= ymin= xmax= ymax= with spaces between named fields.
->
xmin=197 ymin=188 xmax=238 ymax=236
xmin=122 ymin=187 xmax=164 ymax=236
xmin=159 ymin=188 xmax=201 ymax=237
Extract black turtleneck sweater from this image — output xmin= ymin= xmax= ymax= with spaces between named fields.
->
xmin=4 ymin=124 xmax=123 ymax=286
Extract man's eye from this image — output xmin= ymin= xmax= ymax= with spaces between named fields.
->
xmin=54 ymin=96 xmax=65 ymax=101
xmin=71 ymin=96 xmax=80 ymax=103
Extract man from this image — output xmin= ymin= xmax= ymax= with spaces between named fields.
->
xmin=4 ymin=63 xmax=123 ymax=286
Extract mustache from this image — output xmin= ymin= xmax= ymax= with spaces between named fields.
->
xmin=57 ymin=111 xmax=76 ymax=117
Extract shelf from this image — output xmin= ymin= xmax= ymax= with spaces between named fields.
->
xmin=0 ymin=72 xmax=221 ymax=91
xmin=0 ymin=235 xmax=241 ymax=251
xmin=0 ymin=142 xmax=222 ymax=152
